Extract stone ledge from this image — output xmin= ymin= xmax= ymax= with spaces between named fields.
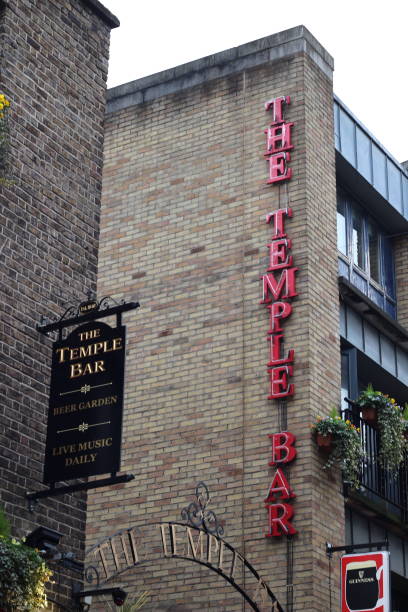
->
xmin=107 ymin=25 xmax=334 ymax=113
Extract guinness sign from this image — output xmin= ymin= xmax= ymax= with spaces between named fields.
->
xmin=43 ymin=321 xmax=126 ymax=484
xmin=341 ymin=551 xmax=390 ymax=612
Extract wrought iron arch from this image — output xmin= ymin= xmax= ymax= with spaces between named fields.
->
xmin=84 ymin=521 xmax=284 ymax=612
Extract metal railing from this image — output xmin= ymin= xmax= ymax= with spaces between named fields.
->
xmin=343 ymin=401 xmax=408 ymax=524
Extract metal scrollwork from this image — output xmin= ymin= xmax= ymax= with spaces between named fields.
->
xmin=98 ymin=295 xmax=125 ymax=310
xmin=181 ymin=482 xmax=224 ymax=536
xmin=84 ymin=564 xmax=100 ymax=586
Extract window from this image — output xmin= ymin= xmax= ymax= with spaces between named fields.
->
xmin=336 ymin=188 xmax=396 ymax=318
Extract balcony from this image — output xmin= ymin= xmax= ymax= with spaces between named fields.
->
xmin=343 ymin=402 xmax=408 ymax=526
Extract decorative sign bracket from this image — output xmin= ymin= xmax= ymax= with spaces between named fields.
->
xmin=37 ymin=295 xmax=139 ymax=339
xmin=326 ymin=539 xmax=388 ymax=558
xmin=26 ymin=473 xmax=135 ymax=512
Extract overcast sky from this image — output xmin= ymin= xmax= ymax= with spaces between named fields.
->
xmin=101 ymin=0 xmax=407 ymax=163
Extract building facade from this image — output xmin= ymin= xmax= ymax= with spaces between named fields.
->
xmin=0 ymin=0 xmax=118 ymax=609
xmin=85 ymin=26 xmax=407 ymax=612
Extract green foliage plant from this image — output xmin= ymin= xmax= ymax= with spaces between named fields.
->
xmin=0 ymin=508 xmax=52 ymax=610
xmin=356 ymin=384 xmax=406 ymax=474
xmin=311 ymin=407 xmax=364 ymax=489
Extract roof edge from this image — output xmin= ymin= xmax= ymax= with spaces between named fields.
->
xmin=81 ymin=0 xmax=119 ymax=29
xmin=107 ymin=25 xmax=333 ymax=113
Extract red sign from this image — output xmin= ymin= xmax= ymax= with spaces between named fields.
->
xmin=341 ymin=552 xmax=390 ymax=612
xmin=264 ymin=96 xmax=293 ymax=183
xmin=260 ymin=207 xmax=296 ymax=398
xmin=265 ymin=432 xmax=297 ymax=537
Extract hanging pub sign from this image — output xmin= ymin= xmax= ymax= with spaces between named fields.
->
xmin=26 ymin=298 xmax=138 ymax=507
xmin=43 ymin=320 xmax=126 ymax=484
xmin=341 ymin=552 xmax=390 ymax=612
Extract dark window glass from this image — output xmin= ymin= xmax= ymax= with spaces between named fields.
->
xmin=367 ymin=222 xmax=380 ymax=283
xmin=382 ymin=236 xmax=395 ymax=299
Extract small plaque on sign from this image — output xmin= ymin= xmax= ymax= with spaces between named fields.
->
xmin=79 ymin=300 xmax=98 ymax=314
xmin=43 ymin=321 xmax=126 ymax=484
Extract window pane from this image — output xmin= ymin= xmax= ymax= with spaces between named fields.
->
xmin=352 ymin=209 xmax=365 ymax=269
xmin=382 ymin=235 xmax=395 ymax=298
xmin=337 ymin=196 xmax=347 ymax=254
xmin=334 ymin=102 xmax=340 ymax=149
xmin=367 ymin=221 xmax=380 ymax=283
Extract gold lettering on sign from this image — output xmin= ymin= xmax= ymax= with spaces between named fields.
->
xmin=79 ymin=328 xmax=101 ymax=341
xmin=70 ymin=360 xmax=105 ymax=378
xmin=65 ymin=453 xmax=97 ymax=466
xmin=56 ymin=337 xmax=123 ymax=363
xmin=52 ymin=437 xmax=112 ymax=456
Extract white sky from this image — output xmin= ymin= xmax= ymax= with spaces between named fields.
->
xmin=101 ymin=0 xmax=407 ymax=163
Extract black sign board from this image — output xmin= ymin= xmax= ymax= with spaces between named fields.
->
xmin=43 ymin=321 xmax=126 ymax=484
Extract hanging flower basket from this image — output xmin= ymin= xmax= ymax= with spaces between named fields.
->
xmin=311 ymin=408 xmax=364 ymax=489
xmin=356 ymin=385 xmax=407 ymax=475
xmin=361 ymin=405 xmax=378 ymax=426
xmin=316 ymin=432 xmax=333 ymax=451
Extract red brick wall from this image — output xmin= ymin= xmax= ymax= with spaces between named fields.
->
xmin=0 ymin=0 xmax=114 ymax=607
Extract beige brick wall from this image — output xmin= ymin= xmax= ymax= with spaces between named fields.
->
xmin=88 ymin=29 xmax=342 ymax=611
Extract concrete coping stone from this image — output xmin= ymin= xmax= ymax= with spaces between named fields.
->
xmin=106 ymin=25 xmax=334 ymax=113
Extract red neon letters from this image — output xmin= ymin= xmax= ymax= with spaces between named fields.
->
xmin=262 ymin=98 xmax=298 ymax=539
xmin=264 ymin=96 xmax=293 ymax=184
xmin=261 ymin=207 xmax=296 ymax=398
xmin=265 ymin=432 xmax=297 ymax=537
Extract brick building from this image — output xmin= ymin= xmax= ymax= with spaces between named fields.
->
xmin=83 ymin=24 xmax=408 ymax=611
xmin=0 ymin=0 xmax=118 ymax=609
